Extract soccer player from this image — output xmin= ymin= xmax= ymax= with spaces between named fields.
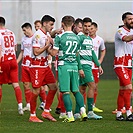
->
xmin=48 ymin=15 xmax=87 ymax=122
xmin=34 ymin=20 xmax=42 ymax=31
xmin=89 ymin=22 xmax=106 ymax=112
xmin=72 ymin=18 xmax=83 ymax=35
xmin=17 ymin=23 xmax=33 ymax=111
xmin=0 ymin=16 xmax=23 ymax=115
xmin=34 ymin=20 xmax=50 ymax=111
xmin=29 ymin=15 xmax=58 ymax=122
xmin=75 ymin=17 xmax=103 ymax=120
xmin=114 ymin=12 xmax=133 ymax=121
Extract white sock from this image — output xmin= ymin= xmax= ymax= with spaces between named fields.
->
xmin=126 ymin=110 xmax=132 ymax=117
xmin=116 ymin=111 xmax=122 ymax=117
xmin=26 ymin=103 xmax=30 ymax=108
xmin=67 ymin=111 xmax=73 ymax=118
xmin=30 ymin=114 xmax=36 ymax=117
xmin=80 ymin=107 xmax=86 ymax=114
xmin=18 ymin=103 xmax=23 ymax=110
xmin=44 ymin=109 xmax=49 ymax=112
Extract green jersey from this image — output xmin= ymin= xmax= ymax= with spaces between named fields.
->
xmin=53 ymin=31 xmax=80 ymax=66
xmin=78 ymin=32 xmax=100 ymax=67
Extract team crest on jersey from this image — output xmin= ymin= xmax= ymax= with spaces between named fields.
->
xmin=35 ymin=35 xmax=40 ymax=39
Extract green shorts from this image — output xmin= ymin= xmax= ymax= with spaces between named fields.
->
xmin=79 ymin=65 xmax=94 ymax=86
xmin=58 ymin=65 xmax=79 ymax=92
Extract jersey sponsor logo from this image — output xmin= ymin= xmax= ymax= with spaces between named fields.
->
xmin=82 ymin=39 xmax=92 ymax=45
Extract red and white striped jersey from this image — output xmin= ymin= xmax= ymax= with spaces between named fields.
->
xmin=21 ymin=35 xmax=33 ymax=66
xmin=31 ymin=28 xmax=49 ymax=67
xmin=91 ymin=35 xmax=105 ymax=69
xmin=114 ymin=27 xmax=133 ymax=68
xmin=0 ymin=28 xmax=16 ymax=61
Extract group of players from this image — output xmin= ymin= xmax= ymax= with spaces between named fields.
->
xmin=0 ymin=11 xmax=133 ymax=122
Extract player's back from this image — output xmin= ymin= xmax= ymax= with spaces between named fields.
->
xmin=55 ymin=31 xmax=80 ymax=65
xmin=0 ymin=28 xmax=16 ymax=61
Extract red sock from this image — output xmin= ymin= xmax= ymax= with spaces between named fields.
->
xmin=30 ymin=92 xmax=38 ymax=114
xmin=94 ymin=91 xmax=97 ymax=105
xmin=24 ymin=89 xmax=31 ymax=103
xmin=57 ymin=92 xmax=62 ymax=109
xmin=0 ymin=89 xmax=2 ymax=102
xmin=123 ymin=89 xmax=132 ymax=110
xmin=14 ymin=86 xmax=22 ymax=103
xmin=117 ymin=89 xmax=124 ymax=111
xmin=45 ymin=89 xmax=57 ymax=110
xmin=83 ymin=92 xmax=87 ymax=105
xmin=39 ymin=89 xmax=47 ymax=102
xmin=60 ymin=93 xmax=66 ymax=113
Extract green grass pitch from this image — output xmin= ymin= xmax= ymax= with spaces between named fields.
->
xmin=1 ymin=80 xmax=133 ymax=133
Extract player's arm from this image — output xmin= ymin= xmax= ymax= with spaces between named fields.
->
xmin=50 ymin=28 xmax=63 ymax=38
xmin=122 ymin=35 xmax=133 ymax=42
xmin=17 ymin=50 xmax=24 ymax=63
xmin=48 ymin=47 xmax=58 ymax=56
xmin=99 ymin=49 xmax=106 ymax=64
xmin=47 ymin=54 xmax=52 ymax=69
xmin=33 ymin=37 xmax=51 ymax=56
xmin=76 ymin=52 xmax=85 ymax=78
xmin=92 ymin=50 xmax=103 ymax=75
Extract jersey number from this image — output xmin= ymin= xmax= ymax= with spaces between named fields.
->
xmin=4 ymin=35 xmax=15 ymax=48
xmin=66 ymin=41 xmax=77 ymax=55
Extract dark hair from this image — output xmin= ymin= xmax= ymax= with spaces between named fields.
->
xmin=0 ymin=16 xmax=5 ymax=26
xmin=62 ymin=15 xmax=75 ymax=26
xmin=34 ymin=20 xmax=41 ymax=25
xmin=122 ymin=12 xmax=133 ymax=21
xmin=41 ymin=15 xmax=55 ymax=25
xmin=83 ymin=17 xmax=92 ymax=23
xmin=21 ymin=22 xmax=32 ymax=30
xmin=91 ymin=22 xmax=98 ymax=28
xmin=74 ymin=18 xmax=83 ymax=25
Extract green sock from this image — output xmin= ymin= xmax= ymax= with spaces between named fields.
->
xmin=74 ymin=103 xmax=80 ymax=114
xmin=74 ymin=92 xmax=84 ymax=114
xmin=87 ymin=98 xmax=94 ymax=111
xmin=74 ymin=92 xmax=84 ymax=108
xmin=63 ymin=93 xmax=72 ymax=112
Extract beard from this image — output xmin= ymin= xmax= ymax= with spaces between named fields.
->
xmin=126 ymin=22 xmax=133 ymax=29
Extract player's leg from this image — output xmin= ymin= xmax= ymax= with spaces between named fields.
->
xmin=74 ymin=85 xmax=86 ymax=120
xmin=29 ymin=67 xmax=44 ymax=122
xmin=92 ymin=69 xmax=103 ymax=112
xmin=11 ymin=60 xmax=24 ymax=115
xmin=115 ymin=67 xmax=133 ymax=121
xmin=87 ymin=81 xmax=103 ymax=120
xmin=0 ymin=85 xmax=2 ymax=114
xmin=23 ymin=82 xmax=31 ymax=111
xmin=21 ymin=66 xmax=32 ymax=111
xmin=41 ymin=67 xmax=57 ymax=122
xmin=12 ymin=82 xmax=23 ymax=115
xmin=38 ymin=85 xmax=47 ymax=110
xmin=29 ymin=87 xmax=43 ymax=122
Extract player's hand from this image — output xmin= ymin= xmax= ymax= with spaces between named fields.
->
xmin=48 ymin=63 xmax=52 ymax=69
xmin=79 ymin=69 xmax=85 ymax=78
xmin=98 ymin=66 xmax=103 ymax=75
xmin=56 ymin=28 xmax=63 ymax=34
xmin=45 ymin=37 xmax=51 ymax=47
